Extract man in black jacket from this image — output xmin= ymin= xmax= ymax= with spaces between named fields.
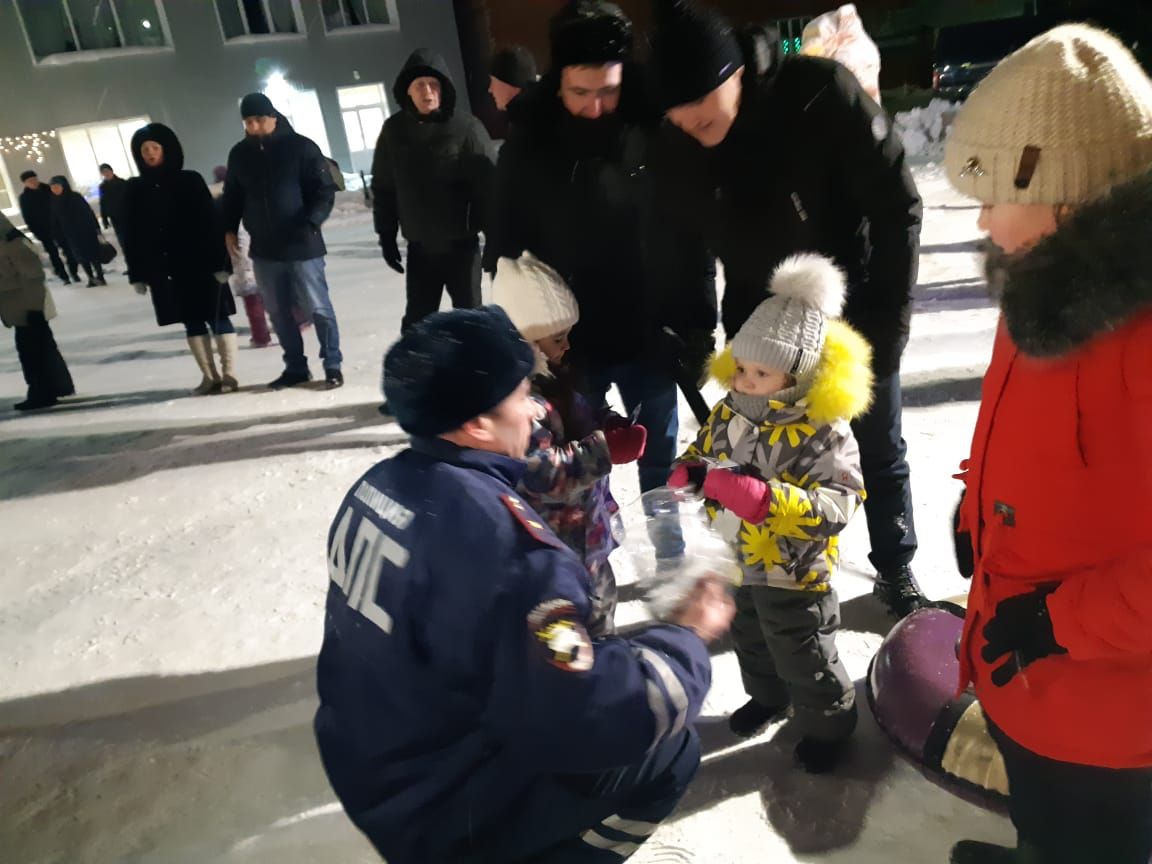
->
xmin=223 ymin=93 xmax=343 ymax=390
xmin=650 ymin=1 xmax=926 ymax=618
xmin=18 ymin=170 xmax=74 ymax=283
xmin=372 ymin=50 xmax=496 ymax=335
xmin=487 ymin=0 xmax=715 ymax=495
xmin=97 ymin=164 xmax=128 ymax=255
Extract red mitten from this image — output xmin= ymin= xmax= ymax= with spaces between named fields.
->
xmin=702 ymin=470 xmax=773 ymax=523
xmin=604 ymin=424 xmax=647 ymax=464
xmin=668 ymin=462 xmax=708 ymax=491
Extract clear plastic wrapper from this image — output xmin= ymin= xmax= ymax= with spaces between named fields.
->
xmin=800 ymin=4 xmax=882 ymax=104
xmin=628 ymin=487 xmax=741 ymax=621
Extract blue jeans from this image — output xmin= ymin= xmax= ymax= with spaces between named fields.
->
xmin=253 ymin=257 xmax=342 ymax=375
xmin=850 ymin=372 xmax=917 ymax=572
xmin=585 ymin=364 xmax=679 ymax=494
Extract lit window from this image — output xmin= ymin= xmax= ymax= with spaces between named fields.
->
xmin=322 ymin=0 xmax=397 ymax=30
xmin=0 ymin=156 xmax=15 ymax=214
xmin=58 ymin=117 xmax=150 ymax=194
xmin=215 ymin=0 xmax=302 ymax=41
xmin=338 ymin=84 xmax=391 ymax=173
xmin=15 ymin=0 xmax=169 ymax=62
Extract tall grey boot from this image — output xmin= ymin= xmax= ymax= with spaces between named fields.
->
xmin=215 ymin=332 xmax=239 ymax=393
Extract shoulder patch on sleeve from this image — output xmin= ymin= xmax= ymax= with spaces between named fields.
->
xmin=501 ymin=494 xmax=566 ymax=549
xmin=528 ymin=598 xmax=594 ymax=672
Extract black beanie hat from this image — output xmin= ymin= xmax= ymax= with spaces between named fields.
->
xmin=383 ymin=306 xmax=535 ymax=438
xmin=240 ymin=92 xmax=277 ymax=118
xmin=491 ymin=46 xmax=539 ymax=88
xmin=652 ymin=0 xmax=744 ymax=109
xmin=550 ymin=1 xmax=633 ymax=71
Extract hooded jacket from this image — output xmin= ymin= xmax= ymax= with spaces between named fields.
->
xmin=487 ymin=63 xmax=716 ymax=371
xmin=957 ymin=173 xmax=1152 ymax=769
xmin=222 ymin=112 xmax=336 ymax=261
xmin=679 ymin=319 xmax=872 ymax=591
xmin=48 ymin=177 xmax=102 ymax=264
xmin=123 ymin=123 xmax=234 ymax=327
xmin=650 ymin=26 xmax=923 ymax=378
xmin=371 ymin=50 xmax=497 ymax=252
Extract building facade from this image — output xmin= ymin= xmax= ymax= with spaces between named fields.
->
xmin=0 ymin=0 xmax=468 ymax=214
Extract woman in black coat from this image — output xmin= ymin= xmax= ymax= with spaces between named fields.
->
xmin=123 ymin=123 xmax=238 ymax=394
xmin=48 ymin=176 xmax=106 ymax=287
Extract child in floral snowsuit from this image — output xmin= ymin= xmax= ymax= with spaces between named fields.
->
xmin=493 ymin=253 xmax=647 ymax=635
xmin=670 ymin=254 xmax=872 ymax=773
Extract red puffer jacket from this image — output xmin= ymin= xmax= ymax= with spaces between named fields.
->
xmin=957 ymin=174 xmax=1152 ymax=769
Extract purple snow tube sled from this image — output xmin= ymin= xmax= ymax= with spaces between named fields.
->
xmin=867 ymin=601 xmax=1009 ymax=810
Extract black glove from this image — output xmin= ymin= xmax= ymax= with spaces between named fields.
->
xmin=380 ymin=236 xmax=404 ymax=274
xmin=953 ymin=493 xmax=974 ymax=579
xmin=981 ymin=585 xmax=1066 ymax=686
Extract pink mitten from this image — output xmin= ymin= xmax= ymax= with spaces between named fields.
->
xmin=702 ymin=470 xmax=773 ymax=523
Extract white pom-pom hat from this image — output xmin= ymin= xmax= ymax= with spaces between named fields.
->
xmin=730 ymin=253 xmax=847 ymax=400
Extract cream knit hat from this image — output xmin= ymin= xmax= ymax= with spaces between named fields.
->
xmin=491 ymin=252 xmax=579 ymax=374
xmin=946 ymin=24 xmax=1152 ymax=205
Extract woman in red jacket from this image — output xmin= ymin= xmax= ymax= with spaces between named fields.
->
xmin=944 ymin=24 xmax=1152 ymax=864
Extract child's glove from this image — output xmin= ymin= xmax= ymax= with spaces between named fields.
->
xmin=604 ymin=424 xmax=647 ymax=464
xmin=702 ymin=470 xmax=773 ymax=524
xmin=981 ymin=585 xmax=1067 ymax=686
xmin=668 ymin=462 xmax=708 ymax=492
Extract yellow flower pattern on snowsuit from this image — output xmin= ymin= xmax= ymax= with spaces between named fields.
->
xmin=740 ymin=523 xmax=786 ymax=569
xmin=767 ymin=420 xmax=817 ymax=449
xmin=766 ymin=485 xmax=823 ymax=540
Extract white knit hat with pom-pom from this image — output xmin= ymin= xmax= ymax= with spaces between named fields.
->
xmin=731 ymin=254 xmax=846 ymax=399
xmin=492 ymin=252 xmax=579 ymax=342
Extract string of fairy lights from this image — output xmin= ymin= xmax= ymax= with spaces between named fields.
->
xmin=0 ymin=130 xmax=57 ymax=164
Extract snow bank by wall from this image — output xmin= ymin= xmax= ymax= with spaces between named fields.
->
xmin=895 ymin=99 xmax=960 ymax=164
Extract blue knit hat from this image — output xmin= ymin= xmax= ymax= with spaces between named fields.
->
xmin=382 ymin=306 xmax=535 ymax=437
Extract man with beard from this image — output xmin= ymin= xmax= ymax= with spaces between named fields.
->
xmin=223 ymin=93 xmax=343 ymax=390
xmin=649 ymin=0 xmax=926 ymax=619
xmin=487 ymin=0 xmax=716 ymax=496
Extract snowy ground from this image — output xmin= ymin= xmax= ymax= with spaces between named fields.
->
xmin=0 ymin=165 xmax=1012 ymax=863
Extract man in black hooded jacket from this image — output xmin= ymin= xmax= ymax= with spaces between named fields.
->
xmin=649 ymin=1 xmax=926 ymax=622
xmin=371 ymin=50 xmax=496 ymax=335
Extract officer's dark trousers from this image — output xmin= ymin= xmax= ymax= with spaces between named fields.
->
xmin=987 ymin=720 xmax=1152 ymax=864
xmin=401 ymin=237 xmax=481 ymax=333
xmin=850 ymin=372 xmax=917 ymax=573
xmin=485 ymin=728 xmax=700 ymax=862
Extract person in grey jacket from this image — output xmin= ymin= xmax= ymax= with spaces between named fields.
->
xmin=0 ymin=213 xmax=74 ymax=411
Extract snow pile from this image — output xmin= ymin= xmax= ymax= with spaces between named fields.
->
xmin=895 ymin=99 xmax=960 ymax=163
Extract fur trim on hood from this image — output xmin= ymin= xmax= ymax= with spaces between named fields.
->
xmin=709 ymin=318 xmax=873 ymax=424
xmin=995 ymin=171 xmax=1152 ymax=357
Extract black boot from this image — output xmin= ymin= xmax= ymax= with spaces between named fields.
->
xmin=15 ymin=395 xmax=59 ymax=411
xmin=378 ymin=400 xmax=392 ymax=416
xmin=949 ymin=840 xmax=1018 ymax=864
xmin=323 ymin=369 xmax=344 ymax=390
xmin=728 ymin=699 xmax=788 ymax=738
xmin=873 ymin=565 xmax=927 ymax=618
xmin=267 ymin=369 xmax=312 ymax=390
xmin=794 ymin=737 xmax=850 ymax=774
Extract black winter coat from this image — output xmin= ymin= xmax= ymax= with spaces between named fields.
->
xmin=371 ymin=50 xmax=496 ymax=252
xmin=18 ymin=183 xmax=54 ymax=240
xmin=488 ymin=65 xmax=715 ymax=371
xmin=222 ymin=116 xmax=336 ymax=261
xmin=48 ymin=179 xmax=103 ymax=264
xmin=651 ymin=29 xmax=923 ymax=377
xmin=123 ymin=123 xmax=234 ymax=327
xmin=99 ymin=176 xmax=128 ymax=228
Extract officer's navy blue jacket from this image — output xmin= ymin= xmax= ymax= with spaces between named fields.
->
xmin=314 ymin=436 xmax=712 ymax=862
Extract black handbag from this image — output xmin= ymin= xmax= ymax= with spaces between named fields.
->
xmin=97 ymin=239 xmax=117 ymax=265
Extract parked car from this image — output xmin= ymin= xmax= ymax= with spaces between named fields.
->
xmin=933 ymin=16 xmax=1048 ymax=100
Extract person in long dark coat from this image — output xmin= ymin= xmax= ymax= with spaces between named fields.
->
xmin=19 ymin=170 xmax=75 ymax=282
xmin=48 ymin=176 xmax=105 ymax=286
xmin=122 ymin=123 xmax=237 ymax=395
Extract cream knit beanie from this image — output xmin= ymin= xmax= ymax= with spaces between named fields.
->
xmin=946 ymin=24 xmax=1152 ymax=205
xmin=491 ymin=252 xmax=579 ymax=374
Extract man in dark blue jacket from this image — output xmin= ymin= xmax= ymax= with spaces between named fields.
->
xmin=314 ymin=305 xmax=734 ymax=863
xmin=223 ymin=93 xmax=344 ymax=390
